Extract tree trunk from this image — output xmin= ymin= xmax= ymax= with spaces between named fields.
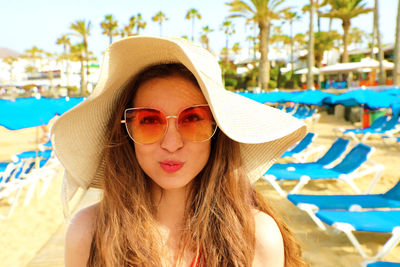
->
xmin=394 ymin=0 xmax=400 ymax=85
xmin=290 ymin=19 xmax=295 ymax=80
xmin=192 ymin=18 xmax=195 ymax=41
xmin=259 ymin=21 xmax=271 ymax=91
xmin=375 ymin=0 xmax=386 ymax=85
xmin=253 ymin=23 xmax=257 ymax=60
xmin=80 ymin=58 xmax=85 ymax=96
xmin=84 ymin=38 xmax=89 ymax=95
xmin=109 ymin=34 xmax=113 ymax=45
xmin=307 ymin=0 xmax=315 ymax=89
xmin=370 ymin=19 xmax=376 ymax=59
xmin=342 ymin=20 xmax=351 ymax=63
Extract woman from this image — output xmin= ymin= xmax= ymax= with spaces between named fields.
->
xmin=51 ymin=36 xmax=307 ymax=267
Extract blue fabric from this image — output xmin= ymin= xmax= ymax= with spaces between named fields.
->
xmin=391 ymin=101 xmax=400 ymax=117
xmin=343 ymin=116 xmax=388 ymax=134
xmin=268 ymin=167 xmax=345 ymax=180
xmin=384 ymin=88 xmax=400 ymax=96
xmin=315 ymin=138 xmax=350 ymax=165
xmin=367 ymin=262 xmax=400 ymax=267
xmin=236 ymin=91 xmax=303 ymax=104
xmin=360 ymin=115 xmax=399 ymax=134
xmin=15 ymin=150 xmax=52 ymax=160
xmin=316 ymin=210 xmax=400 ymax=232
xmin=288 ymin=178 xmax=400 ymax=209
xmin=331 ymin=143 xmax=371 ymax=173
xmin=267 ymin=143 xmax=371 ymax=181
xmin=282 ymin=132 xmax=315 ymax=158
xmin=271 ymin=138 xmax=349 ymax=171
xmin=323 ymin=89 xmax=400 ymax=109
xmin=288 ymin=193 xmax=400 ymax=209
xmin=0 ymin=162 xmax=9 ymax=172
xmin=237 ymin=90 xmax=334 ymax=106
xmin=0 ymin=97 xmax=84 ymax=130
xmin=385 ymin=179 xmax=400 ymax=200
xmin=291 ymin=90 xmax=335 ymax=106
xmin=292 ymin=106 xmax=308 ymax=118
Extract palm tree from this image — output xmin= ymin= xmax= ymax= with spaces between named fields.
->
xmin=220 ymin=20 xmax=236 ymax=62
xmin=121 ymin=16 xmax=136 ymax=37
xmin=314 ymin=31 xmax=341 ymax=67
xmin=348 ymin=27 xmax=367 ymax=48
xmin=373 ymin=0 xmax=385 ymax=85
xmin=294 ymin=33 xmax=306 ymax=48
xmin=394 ymin=0 xmax=400 ymax=85
xmin=100 ymin=14 xmax=119 ymax=44
xmin=152 ymin=11 xmax=168 ymax=37
xmin=321 ymin=0 xmax=372 ymax=63
xmin=135 ymin=13 xmax=147 ymax=35
xmin=232 ymin=42 xmax=242 ymax=56
xmin=23 ymin=46 xmax=44 ymax=72
xmin=282 ymin=10 xmax=300 ymax=77
xmin=185 ymin=8 xmax=201 ymax=41
xmin=56 ymin=34 xmax=71 ymax=85
xmin=69 ymin=43 xmax=86 ymax=95
xmin=70 ymin=20 xmax=91 ymax=92
xmin=200 ymin=26 xmax=213 ymax=51
xmin=302 ymin=0 xmax=327 ymax=32
xmin=227 ymin=0 xmax=287 ymax=91
xmin=307 ymin=0 xmax=315 ymax=89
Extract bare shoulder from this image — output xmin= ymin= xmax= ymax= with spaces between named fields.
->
xmin=65 ymin=202 xmax=99 ymax=267
xmin=252 ymin=209 xmax=284 ymax=267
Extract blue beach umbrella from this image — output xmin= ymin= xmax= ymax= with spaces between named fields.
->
xmin=237 ymin=91 xmax=301 ymax=104
xmin=0 ymin=97 xmax=84 ymax=130
xmin=323 ymin=89 xmax=399 ymax=109
xmin=290 ymin=90 xmax=335 ymax=106
xmin=383 ymin=88 xmax=400 ymax=96
xmin=236 ymin=92 xmax=270 ymax=103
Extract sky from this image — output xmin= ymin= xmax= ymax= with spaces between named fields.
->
xmin=1 ymin=0 xmax=398 ymax=62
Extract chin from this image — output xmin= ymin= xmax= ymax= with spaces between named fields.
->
xmin=151 ymin=176 xmax=194 ymax=191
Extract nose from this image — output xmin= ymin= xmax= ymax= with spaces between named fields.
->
xmin=160 ymin=117 xmax=184 ymax=152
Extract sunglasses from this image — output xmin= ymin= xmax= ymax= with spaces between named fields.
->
xmin=121 ymin=104 xmax=217 ymax=144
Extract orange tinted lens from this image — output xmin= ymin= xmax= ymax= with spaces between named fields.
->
xmin=177 ymin=106 xmax=216 ymax=141
xmin=125 ymin=108 xmax=167 ymax=144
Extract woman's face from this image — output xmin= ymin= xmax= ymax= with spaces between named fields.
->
xmin=132 ymin=74 xmax=212 ymax=191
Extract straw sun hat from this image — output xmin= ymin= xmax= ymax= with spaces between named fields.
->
xmin=51 ymin=36 xmax=307 ymax=206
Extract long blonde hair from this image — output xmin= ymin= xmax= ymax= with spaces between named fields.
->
xmin=87 ymin=64 xmax=307 ymax=267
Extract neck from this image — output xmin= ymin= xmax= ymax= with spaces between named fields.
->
xmin=151 ymin=183 xmax=191 ymax=231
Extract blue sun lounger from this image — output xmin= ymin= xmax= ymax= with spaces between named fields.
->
xmin=334 ymin=115 xmax=388 ymax=137
xmin=263 ymin=143 xmax=385 ymax=196
xmin=280 ymin=132 xmax=323 ymax=163
xmin=287 ymin=178 xmax=400 ymax=230
xmin=0 ymin=155 xmax=58 ymax=219
xmin=12 ymin=149 xmax=53 ymax=162
xmin=364 ymin=261 xmax=400 ymax=267
xmin=346 ymin=115 xmax=400 ymax=143
xmin=315 ymin=210 xmax=400 ymax=260
xmin=271 ymin=138 xmax=350 ymax=172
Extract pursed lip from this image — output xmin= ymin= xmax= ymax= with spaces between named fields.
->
xmin=159 ymin=160 xmax=184 ymax=173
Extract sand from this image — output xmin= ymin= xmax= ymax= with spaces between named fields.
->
xmin=0 ymin=111 xmax=399 ymax=267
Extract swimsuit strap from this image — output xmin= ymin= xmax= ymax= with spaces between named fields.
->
xmin=190 ymin=249 xmax=201 ymax=267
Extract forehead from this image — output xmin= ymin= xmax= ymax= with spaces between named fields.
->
xmin=133 ymin=74 xmax=208 ymax=113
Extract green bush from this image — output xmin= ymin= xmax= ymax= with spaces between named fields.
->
xmin=225 ymin=78 xmax=238 ymax=88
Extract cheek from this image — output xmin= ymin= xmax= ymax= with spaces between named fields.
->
xmin=133 ymin=144 xmax=154 ymax=171
xmin=189 ymin=142 xmax=212 ymax=171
